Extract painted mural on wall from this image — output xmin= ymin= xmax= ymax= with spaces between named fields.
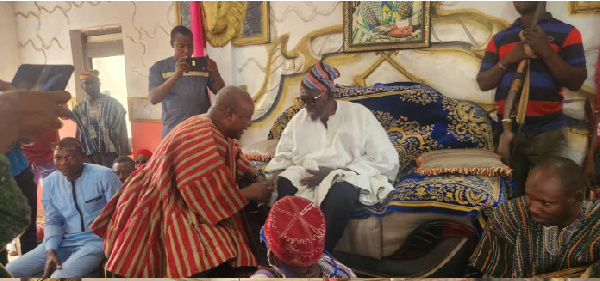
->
xmin=343 ymin=1 xmax=431 ymax=52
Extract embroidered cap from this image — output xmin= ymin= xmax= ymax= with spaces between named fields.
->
xmin=80 ymin=69 xmax=100 ymax=80
xmin=135 ymin=149 xmax=153 ymax=158
xmin=263 ymin=196 xmax=326 ymax=267
xmin=302 ymin=61 xmax=340 ymax=92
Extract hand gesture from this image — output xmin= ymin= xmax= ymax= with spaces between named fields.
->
xmin=387 ymin=26 xmax=413 ymax=38
xmin=241 ymin=182 xmax=272 ymax=202
xmin=524 ymin=25 xmax=553 ymax=58
xmin=502 ymin=43 xmax=529 ymax=66
xmin=175 ymin=57 xmax=190 ymax=77
xmin=300 ymin=167 xmax=334 ymax=188
xmin=43 ymin=250 xmax=62 ymax=278
xmin=207 ymin=56 xmax=219 ymax=74
xmin=0 ymin=90 xmax=72 ymax=153
xmin=0 ymin=79 xmax=17 ymax=91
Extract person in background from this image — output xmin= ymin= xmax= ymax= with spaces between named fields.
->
xmin=112 ymin=156 xmax=135 ymax=184
xmin=476 ymin=1 xmax=587 ymax=197
xmin=149 ymin=25 xmax=225 ymax=138
xmin=6 ymin=138 xmax=121 ymax=278
xmin=0 ymin=87 xmax=72 ymax=277
xmin=251 ymin=196 xmax=356 ymax=278
xmin=72 ymin=70 xmax=130 ymax=168
xmin=134 ymin=149 xmax=152 ymax=169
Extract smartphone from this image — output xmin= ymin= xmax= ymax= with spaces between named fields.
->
xmin=186 ymin=57 xmax=208 ymax=72
xmin=11 ymin=64 xmax=74 ymax=91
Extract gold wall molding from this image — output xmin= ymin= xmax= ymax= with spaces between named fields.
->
xmin=202 ymin=1 xmax=247 ymax=48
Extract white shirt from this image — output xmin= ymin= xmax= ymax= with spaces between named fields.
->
xmin=266 ymin=100 xmax=399 ymax=206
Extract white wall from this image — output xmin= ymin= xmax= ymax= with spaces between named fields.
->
xmin=206 ymin=1 xmax=600 ymax=154
xmin=14 ymin=1 xmax=176 ymax=99
xmin=0 ymin=2 xmax=20 ymax=80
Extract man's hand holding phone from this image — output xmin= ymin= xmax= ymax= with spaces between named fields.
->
xmin=175 ymin=57 xmax=191 ymax=78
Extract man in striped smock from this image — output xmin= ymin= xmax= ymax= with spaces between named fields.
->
xmin=90 ymin=86 xmax=273 ymax=278
xmin=469 ymin=157 xmax=600 ymax=277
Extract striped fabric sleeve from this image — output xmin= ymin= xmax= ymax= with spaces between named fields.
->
xmin=468 ymin=222 xmax=513 ymax=277
xmin=469 ymin=199 xmax=525 ymax=277
xmin=175 ymin=132 xmax=247 ymax=225
xmin=560 ymin=27 xmax=586 ymax=67
xmin=236 ymin=142 xmax=253 ymax=181
xmin=480 ymin=37 xmax=500 ymax=71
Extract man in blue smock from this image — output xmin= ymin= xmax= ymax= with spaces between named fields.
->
xmin=6 ymin=137 xmax=121 ymax=278
xmin=149 ymin=25 xmax=225 ymax=138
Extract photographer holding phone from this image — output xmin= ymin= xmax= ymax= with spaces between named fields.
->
xmin=149 ymin=25 xmax=225 ymax=138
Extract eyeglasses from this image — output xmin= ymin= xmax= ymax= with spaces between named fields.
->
xmin=296 ymin=91 xmax=327 ymax=105
xmin=135 ymin=160 xmax=147 ymax=165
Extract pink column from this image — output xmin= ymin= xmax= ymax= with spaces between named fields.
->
xmin=189 ymin=1 xmax=205 ymax=57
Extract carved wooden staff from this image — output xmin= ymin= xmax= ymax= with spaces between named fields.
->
xmin=497 ymin=2 xmax=543 ymax=164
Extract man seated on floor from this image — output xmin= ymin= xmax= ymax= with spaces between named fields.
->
xmin=6 ymin=137 xmax=122 ymax=278
xmin=251 ymin=196 xmax=356 ymax=278
xmin=265 ymin=61 xmax=399 ymax=253
xmin=111 ymin=156 xmax=135 ymax=183
xmin=469 ymin=157 xmax=600 ymax=277
xmin=90 ymin=86 xmax=273 ymax=278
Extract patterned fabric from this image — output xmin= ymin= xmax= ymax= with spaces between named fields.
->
xmin=72 ymin=95 xmax=129 ymax=157
xmin=265 ymin=82 xmax=505 ymax=234
xmin=0 ymin=155 xmax=31 ymax=277
xmin=481 ymin=12 xmax=586 ymax=134
xmin=469 ymin=198 xmax=600 ymax=277
xmin=90 ymin=115 xmax=256 ymax=277
xmin=264 ymin=196 xmax=326 ymax=267
xmin=79 ymin=69 xmax=99 ymax=80
xmin=302 ymin=61 xmax=340 ymax=92
xmin=250 ymin=253 xmax=356 ymax=278
xmin=415 ymin=149 xmax=512 ymax=177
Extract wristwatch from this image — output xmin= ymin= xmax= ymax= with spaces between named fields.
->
xmin=253 ymin=169 xmax=265 ymax=182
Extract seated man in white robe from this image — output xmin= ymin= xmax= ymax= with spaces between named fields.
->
xmin=265 ymin=61 xmax=400 ymax=252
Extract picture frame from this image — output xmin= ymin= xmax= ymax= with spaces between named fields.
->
xmin=569 ymin=1 xmax=600 ymax=14
xmin=175 ymin=1 xmax=191 ymax=27
xmin=343 ymin=1 xmax=432 ymax=52
xmin=232 ymin=1 xmax=270 ymax=46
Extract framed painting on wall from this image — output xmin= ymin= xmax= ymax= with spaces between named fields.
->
xmin=175 ymin=1 xmax=191 ymax=27
xmin=343 ymin=1 xmax=431 ymax=52
xmin=569 ymin=1 xmax=600 ymax=14
xmin=232 ymin=1 xmax=270 ymax=46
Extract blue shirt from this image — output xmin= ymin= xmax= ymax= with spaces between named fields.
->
xmin=149 ymin=56 xmax=218 ymax=138
xmin=42 ymin=164 xmax=122 ymax=251
xmin=6 ymin=145 xmax=29 ymax=177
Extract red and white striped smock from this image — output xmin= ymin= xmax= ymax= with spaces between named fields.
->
xmin=90 ymin=115 xmax=256 ymax=277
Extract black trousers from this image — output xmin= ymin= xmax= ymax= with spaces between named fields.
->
xmin=276 ymin=177 xmax=360 ymax=253
xmin=0 ymin=167 xmax=38 ymax=265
